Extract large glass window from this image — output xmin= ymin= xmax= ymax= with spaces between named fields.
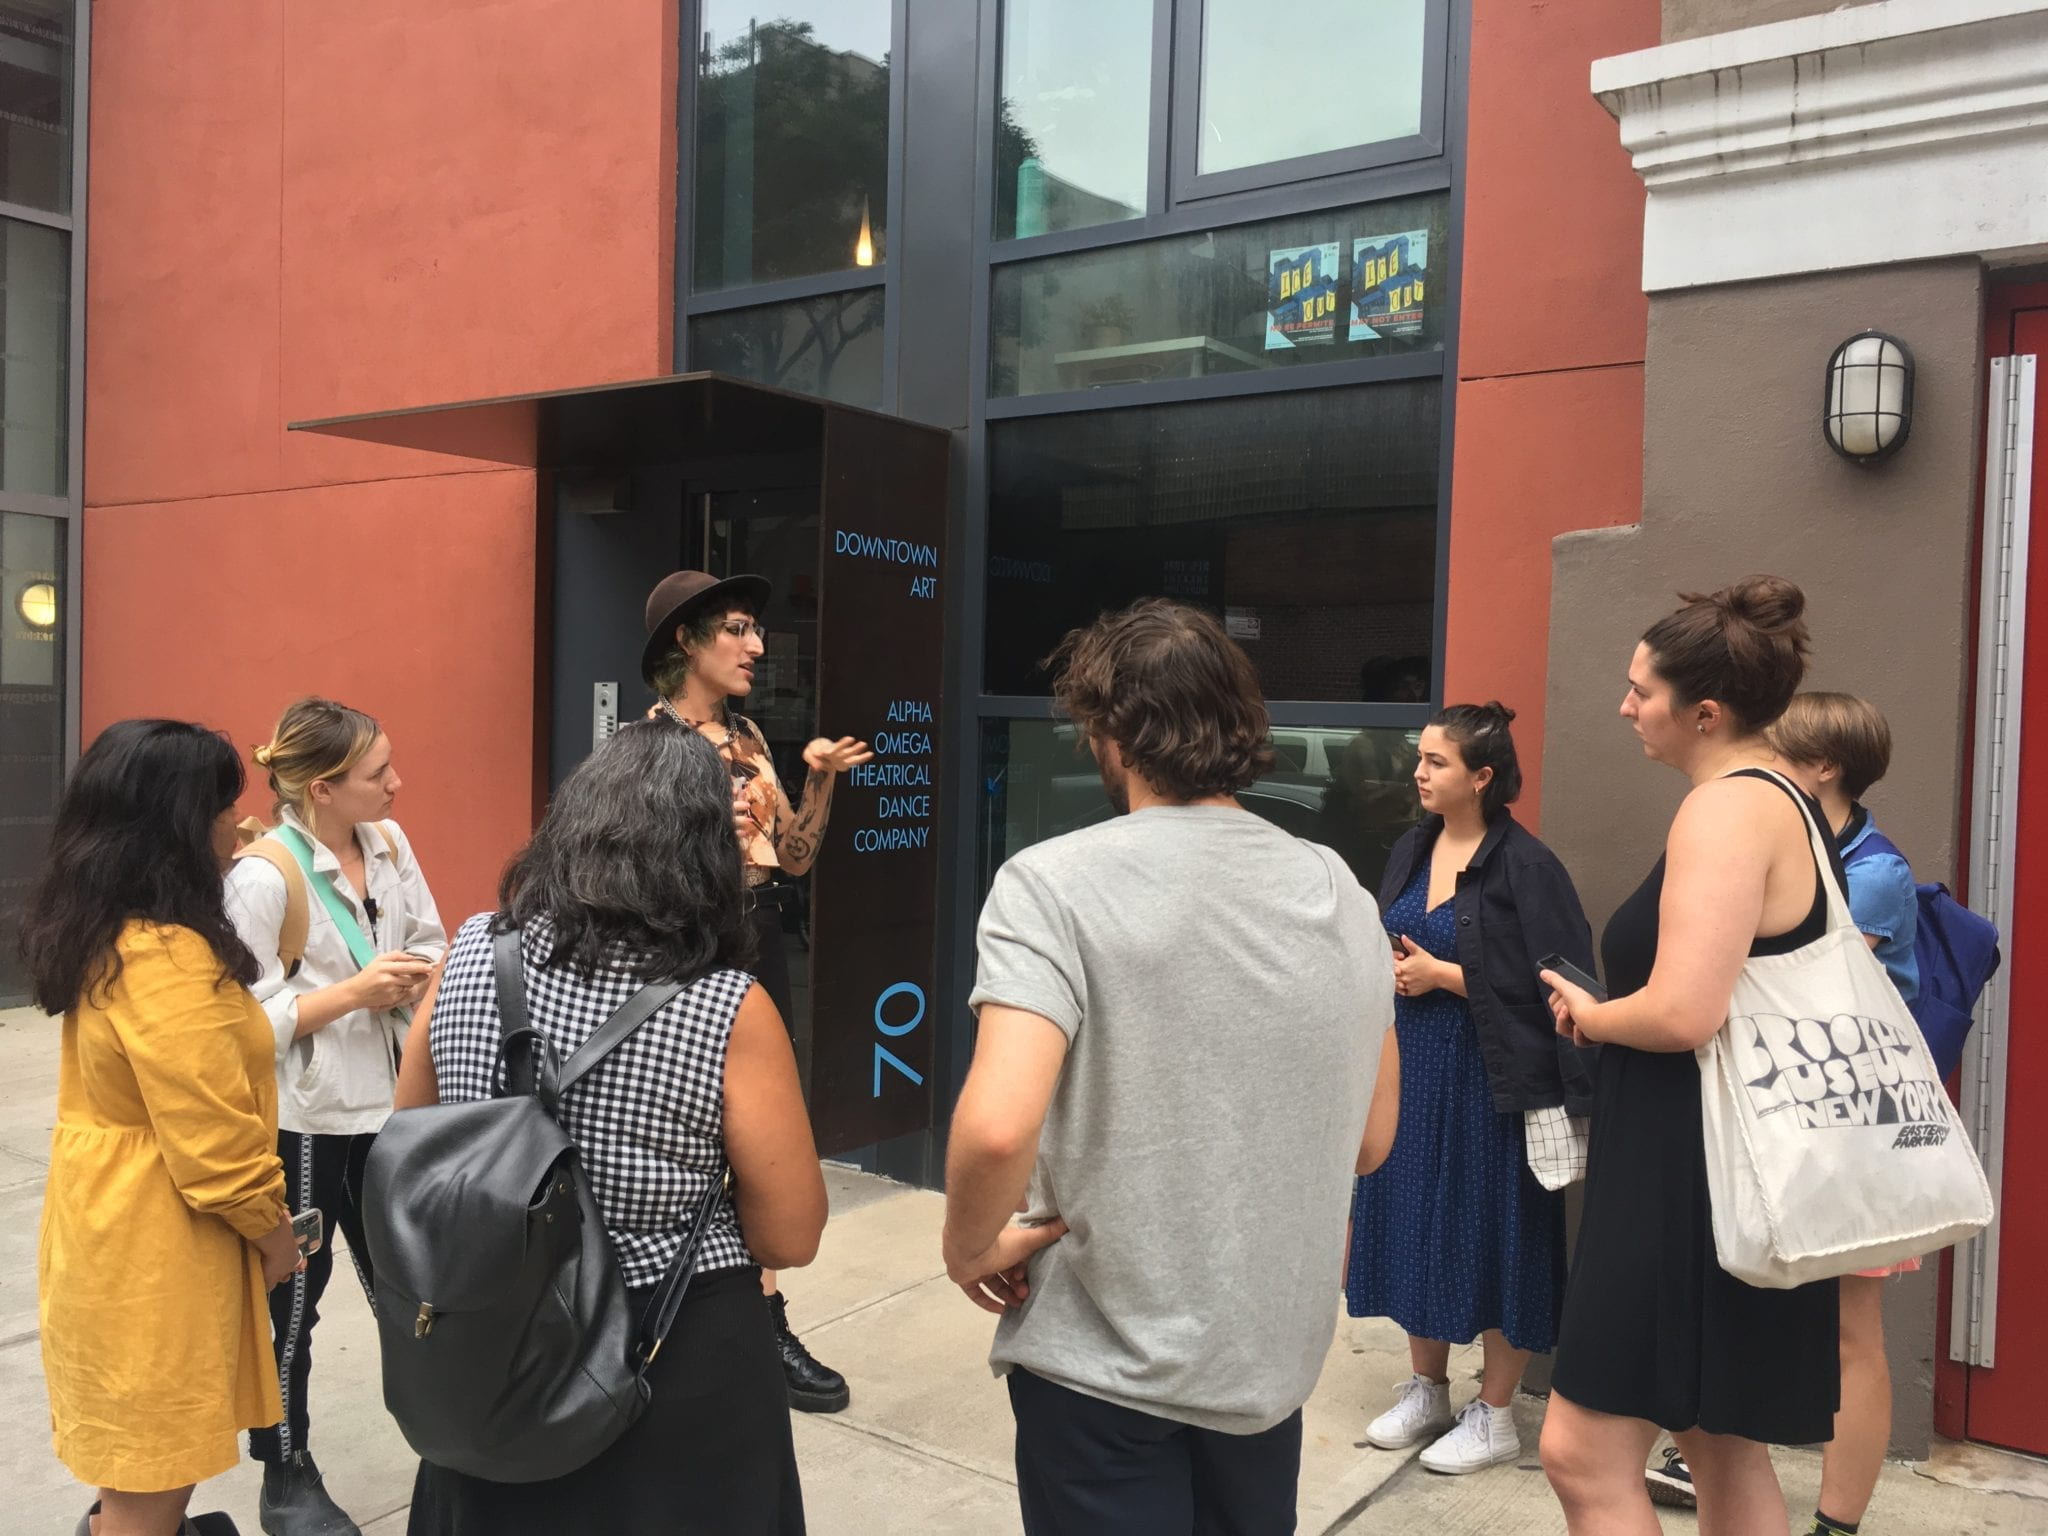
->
xmin=980 ymin=718 xmax=1423 ymax=892
xmin=995 ymin=0 xmax=1151 ymax=242
xmin=688 ymin=289 xmax=885 ymax=410
xmin=0 ymin=2 xmax=71 ymax=214
xmin=1196 ymin=0 xmax=1429 ymax=177
xmin=0 ymin=510 xmax=63 ymax=1003
xmin=991 ymin=194 xmax=1446 ymax=397
xmin=0 ymin=217 xmax=66 ymax=494
xmin=692 ymin=2 xmax=892 ymax=292
xmin=985 ymin=382 xmax=1440 ymax=700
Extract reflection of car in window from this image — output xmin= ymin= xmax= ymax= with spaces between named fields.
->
xmin=1035 ymin=725 xmax=1422 ymax=890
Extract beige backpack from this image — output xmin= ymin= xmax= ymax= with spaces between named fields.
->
xmin=233 ymin=817 xmax=399 ymax=977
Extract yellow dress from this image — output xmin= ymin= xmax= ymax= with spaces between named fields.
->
xmin=38 ymin=921 xmax=288 ymax=1491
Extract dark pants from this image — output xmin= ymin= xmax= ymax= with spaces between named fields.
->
xmin=1007 ymin=1368 xmax=1303 ymax=1536
xmin=250 ymin=1129 xmax=376 ymax=1464
xmin=748 ymin=893 xmax=796 ymax=1027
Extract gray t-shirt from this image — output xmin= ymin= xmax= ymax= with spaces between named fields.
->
xmin=969 ymin=804 xmax=1393 ymax=1434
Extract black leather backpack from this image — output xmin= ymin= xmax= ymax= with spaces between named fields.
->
xmin=362 ymin=928 xmax=726 ymax=1483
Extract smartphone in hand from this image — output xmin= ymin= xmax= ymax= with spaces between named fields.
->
xmin=1537 ymin=953 xmax=1609 ymax=1004
xmin=291 ymin=1208 xmax=324 ymax=1257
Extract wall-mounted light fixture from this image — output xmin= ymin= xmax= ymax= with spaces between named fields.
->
xmin=1824 ymin=330 xmax=1913 ymax=463
xmin=16 ymin=579 xmax=56 ymax=630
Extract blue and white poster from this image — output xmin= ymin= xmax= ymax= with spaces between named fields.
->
xmin=1266 ymin=242 xmax=1341 ymax=351
xmin=1351 ymin=229 xmax=1429 ymax=341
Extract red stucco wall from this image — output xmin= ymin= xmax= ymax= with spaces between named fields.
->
xmin=1446 ymin=0 xmax=1659 ymax=827
xmin=84 ymin=0 xmax=677 ymax=921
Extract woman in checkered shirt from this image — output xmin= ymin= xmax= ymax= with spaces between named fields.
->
xmin=394 ymin=719 xmax=825 ymax=1534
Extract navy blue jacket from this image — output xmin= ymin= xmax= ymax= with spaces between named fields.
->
xmin=1378 ymin=811 xmax=1598 ymax=1116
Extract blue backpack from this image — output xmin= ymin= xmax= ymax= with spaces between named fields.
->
xmin=1844 ymin=828 xmax=2001 ymax=1081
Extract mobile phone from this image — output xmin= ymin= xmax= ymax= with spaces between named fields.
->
xmin=291 ymin=1208 xmax=324 ymax=1257
xmin=1537 ymin=953 xmax=1609 ymax=1003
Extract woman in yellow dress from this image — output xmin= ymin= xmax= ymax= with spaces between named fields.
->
xmin=19 ymin=720 xmax=305 ymax=1536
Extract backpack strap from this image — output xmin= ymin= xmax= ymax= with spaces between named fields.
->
xmin=487 ymin=925 xmax=731 ymax=1366
xmin=493 ymin=927 xmax=556 ymax=1106
xmin=233 ymin=836 xmax=310 ymax=978
xmin=558 ymin=977 xmax=688 ymax=1092
xmin=637 ymin=1162 xmax=731 ymax=1368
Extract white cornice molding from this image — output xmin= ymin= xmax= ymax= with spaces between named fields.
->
xmin=1593 ymin=0 xmax=2048 ymax=291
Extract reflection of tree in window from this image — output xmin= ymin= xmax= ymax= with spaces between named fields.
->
xmin=695 ymin=19 xmax=891 ymax=289
xmin=692 ymin=291 xmax=884 ymax=410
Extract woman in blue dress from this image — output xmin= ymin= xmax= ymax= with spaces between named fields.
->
xmin=1347 ymin=703 xmax=1597 ymax=1475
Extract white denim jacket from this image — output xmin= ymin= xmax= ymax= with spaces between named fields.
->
xmin=224 ymin=807 xmax=448 ymax=1136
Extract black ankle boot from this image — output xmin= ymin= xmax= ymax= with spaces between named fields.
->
xmin=768 ymin=1290 xmax=850 ymax=1413
xmin=259 ymin=1451 xmax=359 ymax=1536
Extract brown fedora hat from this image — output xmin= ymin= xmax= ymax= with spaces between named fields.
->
xmin=640 ymin=570 xmax=772 ymax=686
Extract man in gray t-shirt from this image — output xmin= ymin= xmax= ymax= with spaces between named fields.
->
xmin=943 ymin=600 xmax=1396 ymax=1535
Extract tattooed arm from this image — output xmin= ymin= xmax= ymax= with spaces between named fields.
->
xmin=770 ymin=733 xmax=876 ymax=876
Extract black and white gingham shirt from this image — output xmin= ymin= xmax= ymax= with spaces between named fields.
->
xmin=430 ymin=913 xmax=755 ymax=1287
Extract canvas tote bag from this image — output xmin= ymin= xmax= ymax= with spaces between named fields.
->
xmin=1696 ymin=770 xmax=1993 ymax=1288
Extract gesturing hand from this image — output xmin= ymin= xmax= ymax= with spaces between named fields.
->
xmin=803 ymin=736 xmax=876 ymax=775
xmin=948 ymin=1219 xmax=1069 ymax=1316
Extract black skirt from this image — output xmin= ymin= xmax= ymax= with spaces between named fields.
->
xmin=1551 ymin=1042 xmax=1839 ymax=1443
xmin=406 ymin=1266 xmax=805 ymax=1535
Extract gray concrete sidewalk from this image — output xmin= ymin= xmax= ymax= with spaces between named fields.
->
xmin=3 ymin=1006 xmax=2041 ymax=1533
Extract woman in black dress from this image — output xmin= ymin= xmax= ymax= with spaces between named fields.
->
xmin=1539 ymin=576 xmax=1841 ymax=1535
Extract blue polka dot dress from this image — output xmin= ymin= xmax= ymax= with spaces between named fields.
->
xmin=1346 ymin=861 xmax=1566 ymax=1352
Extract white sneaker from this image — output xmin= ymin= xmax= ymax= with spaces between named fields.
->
xmin=1418 ymin=1399 xmax=1522 ymax=1474
xmin=1365 ymin=1374 xmax=1454 ymax=1449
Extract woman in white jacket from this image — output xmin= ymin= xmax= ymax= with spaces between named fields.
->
xmin=225 ymin=697 xmax=445 ymax=1536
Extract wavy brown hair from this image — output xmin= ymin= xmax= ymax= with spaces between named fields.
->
xmin=1046 ymin=599 xmax=1274 ymax=801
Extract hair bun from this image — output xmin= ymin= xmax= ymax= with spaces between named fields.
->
xmin=252 ymin=743 xmax=274 ymax=768
xmin=1718 ymin=574 xmax=1806 ymax=634
xmin=1481 ymin=700 xmax=1517 ymax=727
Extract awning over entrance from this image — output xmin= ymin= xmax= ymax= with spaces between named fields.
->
xmin=296 ymin=371 xmax=952 ymax=1161
xmin=290 ymin=370 xmax=928 ymax=469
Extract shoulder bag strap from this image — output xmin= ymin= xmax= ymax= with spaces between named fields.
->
xmin=273 ymin=823 xmax=377 ymax=972
xmin=636 ymin=1161 xmax=731 ymax=1368
xmin=1745 ymin=769 xmax=1855 ymax=935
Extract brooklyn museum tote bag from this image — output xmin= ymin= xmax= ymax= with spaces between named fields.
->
xmin=1695 ymin=771 xmax=1993 ymax=1288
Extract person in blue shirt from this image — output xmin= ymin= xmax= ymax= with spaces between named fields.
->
xmin=1647 ymin=691 xmax=1916 ymax=1536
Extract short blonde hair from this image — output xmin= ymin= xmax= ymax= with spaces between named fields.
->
xmin=1768 ymin=691 xmax=1892 ymax=800
xmin=254 ymin=698 xmax=380 ymax=827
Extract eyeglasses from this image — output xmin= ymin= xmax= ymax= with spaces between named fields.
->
xmin=718 ymin=620 xmax=768 ymax=642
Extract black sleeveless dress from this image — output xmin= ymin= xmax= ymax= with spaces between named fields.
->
xmin=1551 ymin=770 xmax=1841 ymax=1443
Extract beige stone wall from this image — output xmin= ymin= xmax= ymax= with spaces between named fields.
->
xmin=1540 ymin=257 xmax=1985 ymax=1455
xmin=1542 ymin=259 xmax=1982 ymax=929
xmin=1664 ymin=0 xmax=1858 ymax=43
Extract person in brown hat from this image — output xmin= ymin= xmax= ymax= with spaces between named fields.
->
xmin=641 ymin=569 xmax=871 ymax=1415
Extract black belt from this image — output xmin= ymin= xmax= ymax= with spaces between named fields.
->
xmin=749 ymin=881 xmax=799 ymax=907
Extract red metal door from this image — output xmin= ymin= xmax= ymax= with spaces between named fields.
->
xmin=1955 ymin=296 xmax=2048 ymax=1456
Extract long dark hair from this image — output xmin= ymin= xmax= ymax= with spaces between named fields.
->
xmin=498 ymin=718 xmax=755 ymax=983
xmin=18 ymin=719 xmax=259 ymax=1014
